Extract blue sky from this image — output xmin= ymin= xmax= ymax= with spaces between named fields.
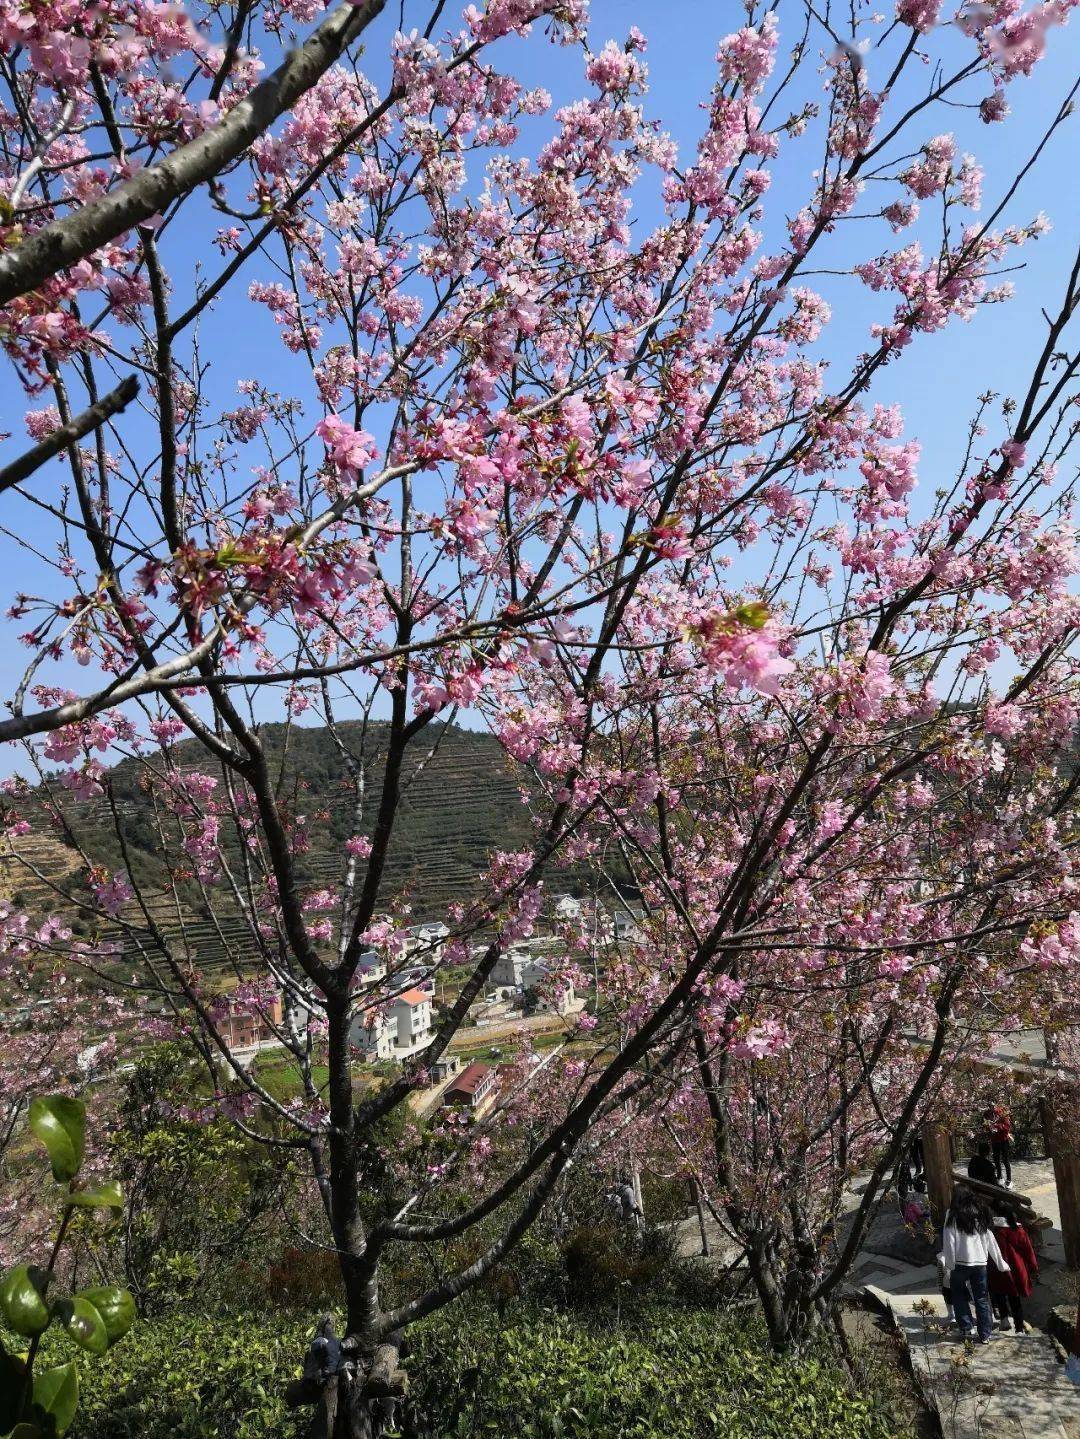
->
xmin=0 ymin=1 xmax=1076 ymax=773
xmin=189 ymin=0 xmax=1079 ymax=443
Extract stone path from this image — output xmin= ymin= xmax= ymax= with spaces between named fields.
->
xmin=865 ymin=1279 xmax=1080 ymax=1439
xmin=859 ymin=1159 xmax=1080 ymax=1439
xmin=671 ymin=1156 xmax=1080 ymax=1438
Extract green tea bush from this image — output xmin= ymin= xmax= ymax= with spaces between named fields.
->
xmin=25 ymin=1299 xmax=907 ymax=1439
xmin=406 ymin=1301 xmax=905 ymax=1439
xmin=68 ymin=1313 xmax=310 ymax=1439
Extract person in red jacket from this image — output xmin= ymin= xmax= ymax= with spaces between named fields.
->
xmin=987 ymin=1104 xmax=1013 ymax=1187
xmin=988 ymin=1214 xmax=1038 ymax=1333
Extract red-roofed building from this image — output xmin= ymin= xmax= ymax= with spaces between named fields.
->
xmin=442 ymin=1061 xmax=496 ymax=1117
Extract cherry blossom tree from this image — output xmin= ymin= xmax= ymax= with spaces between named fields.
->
xmin=550 ymin=249 xmax=1080 ymax=1348
xmin=0 ymin=0 xmax=1078 ymax=1429
xmin=0 ymin=901 xmax=128 ymax=1266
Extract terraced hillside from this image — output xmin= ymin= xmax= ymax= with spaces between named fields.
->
xmin=103 ymin=720 xmax=537 ymax=913
xmin=4 ymin=723 xmax=543 ymax=977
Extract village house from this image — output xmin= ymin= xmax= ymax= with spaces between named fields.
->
xmin=218 ymin=993 xmax=283 ymax=1052
xmin=491 ymin=942 xmax=575 ymax=1015
xmin=491 ymin=948 xmax=534 ymax=990
xmin=355 ymin=950 xmax=387 ymax=983
xmin=350 ymin=987 xmax=434 ymax=1061
xmin=442 ymin=1061 xmax=496 ymax=1117
xmin=525 ymin=972 xmax=576 ymax=1016
xmin=403 ymin=922 xmax=449 ymax=963
xmin=554 ymin=894 xmax=582 ymax=922
xmin=428 ymin=1055 xmax=461 ymax=1084
xmin=613 ymin=907 xmax=644 ymax=943
xmin=353 ymin=1006 xmax=396 ymax=1061
xmin=393 ymin=988 xmax=434 ymax=1054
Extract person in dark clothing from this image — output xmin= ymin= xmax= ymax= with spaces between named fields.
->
xmin=988 ymin=1106 xmax=1013 ymax=1187
xmin=967 ymin=1141 xmax=998 ymax=1186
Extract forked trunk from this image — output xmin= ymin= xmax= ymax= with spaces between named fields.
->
xmin=287 ymin=1323 xmax=407 ymax=1439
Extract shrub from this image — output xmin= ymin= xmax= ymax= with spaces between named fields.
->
xmin=560 ymin=1224 xmax=671 ymax=1303
xmin=405 ymin=1301 xmax=907 ymax=1439
xmin=68 ymin=1313 xmax=309 ymax=1439
xmin=18 ymin=1299 xmax=909 ymax=1439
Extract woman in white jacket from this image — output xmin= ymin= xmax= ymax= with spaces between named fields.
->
xmin=939 ymin=1188 xmax=1011 ymax=1344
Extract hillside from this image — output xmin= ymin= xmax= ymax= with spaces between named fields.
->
xmin=111 ymin=719 xmax=538 ymax=911
xmin=3 ymin=722 xmax=567 ymax=976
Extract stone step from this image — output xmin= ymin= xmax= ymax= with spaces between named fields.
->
xmin=871 ymin=1285 xmax=1080 ymax=1439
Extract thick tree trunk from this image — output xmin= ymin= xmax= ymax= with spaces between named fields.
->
xmin=745 ymin=1240 xmax=792 ymax=1352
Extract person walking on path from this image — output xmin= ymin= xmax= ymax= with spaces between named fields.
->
xmin=988 ymin=1214 xmax=1038 ymax=1334
xmin=939 ymin=1189 xmax=1011 ymax=1344
xmin=988 ymin=1104 xmax=1014 ymax=1187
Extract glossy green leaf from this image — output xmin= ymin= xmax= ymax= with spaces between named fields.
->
xmin=27 ymin=1097 xmax=85 ymax=1183
xmin=56 ymin=1296 xmax=108 ymax=1356
xmin=32 ymin=1362 xmax=78 ymax=1435
xmin=67 ymin=1181 xmax=123 ymax=1211
xmin=0 ymin=1266 xmax=51 ymax=1338
xmin=0 ymin=1342 xmax=29 ymax=1436
xmin=74 ymin=1286 xmax=135 ymax=1346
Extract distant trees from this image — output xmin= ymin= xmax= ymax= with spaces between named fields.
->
xmin=0 ymin=0 xmax=1077 ymax=1430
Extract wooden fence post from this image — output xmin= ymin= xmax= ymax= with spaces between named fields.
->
xmin=922 ymin=1121 xmax=955 ymax=1229
xmin=1041 ymin=1086 xmax=1080 ymax=1270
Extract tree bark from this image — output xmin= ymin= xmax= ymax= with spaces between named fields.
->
xmin=922 ymin=1121 xmax=955 ymax=1229
xmin=0 ymin=0 xmax=387 ymax=306
xmin=288 ymin=1325 xmax=407 ymax=1439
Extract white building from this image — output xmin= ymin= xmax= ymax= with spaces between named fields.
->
xmin=492 ymin=949 xmax=534 ymax=989
xmin=491 ymin=944 xmax=575 ymax=1016
xmin=523 ymin=965 xmax=575 ymax=1015
xmin=352 ymin=1006 xmax=395 ymax=1061
xmin=350 ymin=988 xmax=434 ymax=1061
xmin=404 ymin=923 xmax=449 ymax=963
xmin=356 ymin=950 xmax=387 ymax=983
xmin=613 ymin=908 xmax=644 ymax=943
xmin=392 ymin=988 xmax=434 ymax=1054
xmin=549 ymin=979 xmax=576 ymax=1016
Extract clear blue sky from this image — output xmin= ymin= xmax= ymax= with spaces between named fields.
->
xmin=191 ymin=1 xmax=1079 ymax=444
xmin=0 ymin=1 xmax=1077 ymax=773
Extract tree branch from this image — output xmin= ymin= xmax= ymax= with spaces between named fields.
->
xmin=0 ymin=0 xmax=388 ymax=306
xmin=0 ymin=375 xmax=138 ymax=495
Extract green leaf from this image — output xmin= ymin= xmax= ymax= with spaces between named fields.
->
xmin=55 ymin=1296 xmax=109 ymax=1356
xmin=67 ymin=1181 xmax=123 ymax=1211
xmin=0 ymin=1342 xmax=29 ymax=1436
xmin=74 ymin=1286 xmax=135 ymax=1346
xmin=0 ymin=1266 xmax=51 ymax=1338
xmin=32 ymin=1362 xmax=78 ymax=1435
xmin=28 ymin=1097 xmax=85 ymax=1183
xmin=734 ymin=600 xmax=771 ymax=630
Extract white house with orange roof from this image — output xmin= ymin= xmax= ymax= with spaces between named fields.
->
xmin=392 ymin=987 xmax=434 ymax=1054
xmin=351 ymin=987 xmax=434 ymax=1062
